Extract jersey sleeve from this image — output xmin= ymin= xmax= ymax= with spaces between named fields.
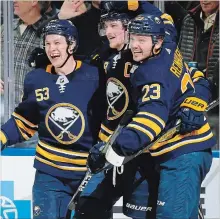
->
xmin=188 ymin=65 xmax=212 ymax=105
xmin=112 ymin=64 xmax=174 ymax=156
xmin=1 ymin=71 xmax=39 ymax=146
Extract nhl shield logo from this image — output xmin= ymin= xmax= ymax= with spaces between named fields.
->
xmin=106 ymin=78 xmax=129 ymax=120
xmin=45 ymin=103 xmax=85 ymax=145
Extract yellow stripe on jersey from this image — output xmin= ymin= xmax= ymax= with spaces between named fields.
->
xmin=38 ymin=140 xmax=88 ymax=157
xmin=151 ymin=123 xmax=211 ymax=150
xmin=46 ymin=64 xmax=52 ymax=73
xmin=15 ymin=119 xmax=36 ymax=137
xmin=137 ymin=112 xmax=165 ymax=128
xmin=161 ymin=13 xmax=174 ymax=24
xmin=46 ymin=61 xmax=81 ymax=73
xmin=17 ymin=127 xmax=29 ymax=140
xmin=192 ymin=70 xmax=204 ymax=79
xmin=151 ymin=132 xmax=213 ymax=156
xmin=181 ymin=97 xmax=207 ymax=111
xmin=36 ymin=146 xmax=87 ymax=165
xmin=12 ymin=112 xmax=38 ymax=128
xmin=128 ymin=0 xmax=139 ymax=11
xmin=75 ymin=60 xmax=82 ymax=70
xmin=35 ymin=156 xmax=87 ymax=171
xmin=127 ymin=124 xmax=154 ymax=141
xmin=101 ymin=124 xmax=114 ymax=135
xmin=99 ymin=132 xmax=110 ymax=143
xmin=133 ymin=117 xmax=162 ymax=135
xmin=0 ymin=131 xmax=7 ymax=144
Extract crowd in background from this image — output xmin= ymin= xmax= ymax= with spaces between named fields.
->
xmin=0 ymin=0 xmax=219 ymax=149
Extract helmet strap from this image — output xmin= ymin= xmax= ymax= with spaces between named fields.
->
xmin=57 ymin=44 xmax=72 ymax=68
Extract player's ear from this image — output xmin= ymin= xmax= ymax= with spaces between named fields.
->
xmin=153 ymin=38 xmax=163 ymax=55
xmin=68 ymin=41 xmax=76 ymax=54
xmin=154 ymin=38 xmax=163 ymax=50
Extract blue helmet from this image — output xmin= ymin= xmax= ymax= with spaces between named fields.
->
xmin=42 ymin=19 xmax=79 ymax=52
xmin=99 ymin=11 xmax=130 ymax=36
xmin=128 ymin=14 xmax=165 ymax=44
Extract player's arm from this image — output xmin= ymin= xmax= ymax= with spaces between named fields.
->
xmin=106 ymin=67 xmax=171 ymax=160
xmin=177 ymin=65 xmax=212 ymax=134
xmin=188 ymin=65 xmax=212 ymax=104
xmin=1 ymin=72 xmax=39 ymax=150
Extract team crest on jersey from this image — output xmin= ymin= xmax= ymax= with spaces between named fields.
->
xmin=45 ymin=103 xmax=85 ymax=144
xmin=106 ymin=78 xmax=129 ymax=120
xmin=56 ymin=75 xmax=69 ymax=93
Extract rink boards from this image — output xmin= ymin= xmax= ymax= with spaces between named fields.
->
xmin=0 ymin=148 xmax=219 ymax=219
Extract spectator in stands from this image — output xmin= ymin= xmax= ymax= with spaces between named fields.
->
xmin=178 ymin=0 xmax=219 ymax=88
xmin=165 ymin=1 xmax=200 ymax=40
xmin=0 ymin=0 xmax=56 ymax=107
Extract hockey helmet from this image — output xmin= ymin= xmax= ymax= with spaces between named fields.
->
xmin=42 ymin=19 xmax=79 ymax=52
xmin=99 ymin=11 xmax=130 ymax=37
xmin=128 ymin=14 xmax=165 ymax=44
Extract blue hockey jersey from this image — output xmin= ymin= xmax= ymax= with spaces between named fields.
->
xmin=1 ymin=61 xmax=105 ymax=179
xmin=113 ymin=44 xmax=216 ymax=163
xmin=98 ymin=46 xmax=136 ymax=143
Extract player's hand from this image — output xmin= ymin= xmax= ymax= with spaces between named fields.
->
xmin=178 ymin=107 xmax=204 ymax=135
xmin=58 ymin=0 xmax=87 ymax=19
xmin=0 ymin=79 xmax=4 ymax=94
xmin=87 ymin=142 xmax=107 ymax=174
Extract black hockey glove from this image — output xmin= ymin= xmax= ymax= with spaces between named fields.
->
xmin=87 ymin=142 xmax=108 ymax=174
xmin=28 ymin=48 xmax=50 ymax=68
xmin=178 ymin=107 xmax=204 ymax=135
xmin=100 ymin=1 xmax=128 ymax=12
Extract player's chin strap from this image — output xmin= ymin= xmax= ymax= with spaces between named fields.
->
xmin=57 ymin=45 xmax=73 ymax=68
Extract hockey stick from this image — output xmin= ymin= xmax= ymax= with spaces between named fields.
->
xmin=65 ymin=110 xmax=133 ymax=218
xmin=198 ymin=202 xmax=205 ymax=219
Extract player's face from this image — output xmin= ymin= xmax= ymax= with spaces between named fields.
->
xmin=13 ymin=0 xmax=35 ymax=17
xmin=129 ymin=34 xmax=153 ymax=62
xmin=104 ymin=20 xmax=127 ymax=50
xmin=200 ymin=1 xmax=219 ymax=16
xmin=45 ymin=35 xmax=69 ymax=68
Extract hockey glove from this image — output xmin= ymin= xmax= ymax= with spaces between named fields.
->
xmin=100 ymin=1 xmax=138 ymax=13
xmin=178 ymin=107 xmax=204 ymax=135
xmin=87 ymin=142 xmax=108 ymax=174
xmin=28 ymin=48 xmax=50 ymax=68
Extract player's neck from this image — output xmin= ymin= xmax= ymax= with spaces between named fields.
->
xmin=55 ymin=57 xmax=76 ymax=76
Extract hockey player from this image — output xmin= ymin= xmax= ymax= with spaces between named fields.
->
xmin=88 ymin=14 xmax=216 ymax=219
xmin=0 ymin=19 xmax=105 ymax=219
xmin=74 ymin=3 xmax=177 ymax=219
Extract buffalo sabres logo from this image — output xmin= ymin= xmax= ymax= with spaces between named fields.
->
xmin=106 ymin=78 xmax=129 ymax=121
xmin=45 ymin=103 xmax=85 ymax=144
